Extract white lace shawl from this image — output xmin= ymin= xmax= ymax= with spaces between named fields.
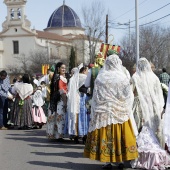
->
xmin=13 ymin=82 xmax=33 ymax=100
xmin=132 ymin=58 xmax=164 ymax=133
xmin=32 ymin=89 xmax=44 ymax=107
xmin=67 ymin=68 xmax=80 ymax=135
xmin=89 ymin=54 xmax=134 ymax=132
xmin=164 ymin=83 xmax=170 ymax=151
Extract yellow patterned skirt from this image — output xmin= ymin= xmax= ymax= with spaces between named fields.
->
xmin=84 ymin=119 xmax=138 ymax=162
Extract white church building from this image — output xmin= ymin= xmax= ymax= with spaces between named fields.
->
xmin=0 ymin=0 xmax=101 ymax=73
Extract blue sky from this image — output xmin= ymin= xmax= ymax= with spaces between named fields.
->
xmin=0 ymin=0 xmax=170 ymax=44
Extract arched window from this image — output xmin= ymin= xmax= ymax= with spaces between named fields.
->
xmin=11 ymin=9 xmax=14 ymax=19
xmin=17 ymin=8 xmax=21 ymax=19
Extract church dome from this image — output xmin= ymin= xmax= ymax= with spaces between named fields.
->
xmin=47 ymin=4 xmax=82 ymax=28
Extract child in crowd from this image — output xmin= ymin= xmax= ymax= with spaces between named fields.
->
xmin=40 ymin=81 xmax=49 ymax=116
xmin=32 ymin=86 xmax=46 ymax=129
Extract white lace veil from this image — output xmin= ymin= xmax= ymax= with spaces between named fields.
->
xmin=33 ymin=89 xmax=44 ymax=107
xmin=132 ymin=58 xmax=164 ymax=133
xmin=89 ymin=54 xmax=134 ymax=132
xmin=67 ymin=67 xmax=80 ymax=134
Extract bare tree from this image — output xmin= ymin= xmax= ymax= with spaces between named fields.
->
xmin=82 ymin=0 xmax=105 ymax=63
xmin=8 ymin=49 xmax=68 ymax=76
xmin=119 ymin=34 xmax=136 ymax=74
xmin=120 ymin=24 xmax=170 ymax=73
xmin=8 ymin=53 xmax=31 ymax=73
xmin=139 ymin=25 xmax=170 ymax=69
xmin=28 ymin=49 xmax=50 ymax=74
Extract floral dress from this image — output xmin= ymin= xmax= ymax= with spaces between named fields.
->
xmin=46 ymin=75 xmax=67 ymax=139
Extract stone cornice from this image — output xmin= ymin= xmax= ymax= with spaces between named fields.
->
xmin=4 ymin=0 xmax=27 ymax=6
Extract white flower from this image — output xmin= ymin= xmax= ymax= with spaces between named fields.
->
xmin=161 ymin=83 xmax=168 ymax=90
xmin=161 ymin=83 xmax=168 ymax=93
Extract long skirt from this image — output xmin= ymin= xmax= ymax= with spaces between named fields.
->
xmin=78 ymin=94 xmax=90 ymax=136
xmin=32 ymin=106 xmax=46 ymax=124
xmin=46 ymin=100 xmax=66 ymax=139
xmin=84 ymin=119 xmax=138 ymax=163
xmin=12 ymin=97 xmax=33 ymax=127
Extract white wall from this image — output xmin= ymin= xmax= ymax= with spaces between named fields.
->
xmin=2 ymin=36 xmax=37 ymax=68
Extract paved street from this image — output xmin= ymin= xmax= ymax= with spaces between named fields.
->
xmin=0 ymin=126 xmax=134 ymax=170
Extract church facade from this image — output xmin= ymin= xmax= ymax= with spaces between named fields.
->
xmin=0 ymin=0 xmax=101 ymax=73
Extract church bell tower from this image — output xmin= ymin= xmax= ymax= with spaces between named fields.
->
xmin=2 ymin=0 xmax=31 ymax=31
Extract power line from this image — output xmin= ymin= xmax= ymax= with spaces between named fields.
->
xmin=109 ymin=26 xmax=130 ymax=30
xmin=109 ymin=2 xmax=170 ymax=27
xmin=130 ymin=2 xmax=170 ymax=23
xmin=140 ymin=14 xmax=170 ymax=26
xmin=109 ymin=13 xmax=170 ymax=29
xmin=113 ymin=0 xmax=148 ymax=21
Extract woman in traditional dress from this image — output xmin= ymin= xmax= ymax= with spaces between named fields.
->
xmin=12 ymin=74 xmax=33 ymax=130
xmin=131 ymin=58 xmax=164 ymax=136
xmin=46 ymin=62 xmax=68 ymax=140
xmin=78 ymin=66 xmax=90 ymax=143
xmin=66 ymin=67 xmax=80 ymax=143
xmin=32 ymin=86 xmax=46 ymax=129
xmin=84 ymin=54 xmax=138 ymax=168
xmin=66 ymin=66 xmax=90 ymax=143
xmin=131 ymin=58 xmax=170 ymax=170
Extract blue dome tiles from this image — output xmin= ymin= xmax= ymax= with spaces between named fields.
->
xmin=47 ymin=5 xmax=82 ymax=28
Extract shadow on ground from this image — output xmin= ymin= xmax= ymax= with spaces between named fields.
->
xmin=27 ymin=161 xmax=131 ymax=170
xmin=31 ymin=151 xmax=83 ymax=158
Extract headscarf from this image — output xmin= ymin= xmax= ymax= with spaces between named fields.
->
xmin=132 ymin=58 xmax=164 ymax=133
xmin=67 ymin=67 xmax=80 ymax=135
xmin=89 ymin=54 xmax=135 ymax=132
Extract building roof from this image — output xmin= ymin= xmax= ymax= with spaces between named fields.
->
xmin=69 ymin=34 xmax=103 ymax=42
xmin=69 ymin=34 xmax=88 ymax=40
xmin=47 ymin=4 xmax=82 ymax=28
xmin=63 ymin=33 xmax=74 ymax=36
xmin=36 ymin=30 xmax=70 ymax=42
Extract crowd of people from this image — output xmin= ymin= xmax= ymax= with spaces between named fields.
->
xmin=0 ymin=72 xmax=47 ymax=130
xmin=0 ymin=50 xmax=170 ymax=169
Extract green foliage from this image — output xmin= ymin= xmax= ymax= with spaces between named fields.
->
xmin=69 ymin=47 xmax=76 ymax=72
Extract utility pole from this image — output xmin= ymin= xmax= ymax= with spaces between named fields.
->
xmin=105 ymin=14 xmax=108 ymax=44
xmin=135 ymin=0 xmax=139 ymax=64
